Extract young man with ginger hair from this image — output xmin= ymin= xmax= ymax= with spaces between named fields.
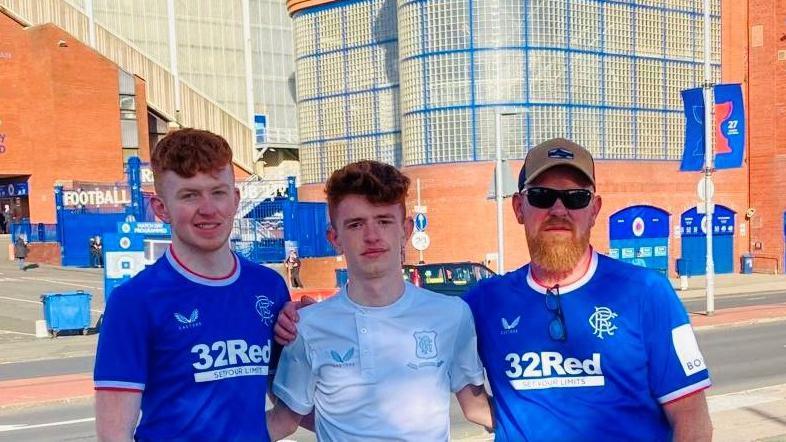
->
xmin=94 ymin=128 xmax=290 ymax=441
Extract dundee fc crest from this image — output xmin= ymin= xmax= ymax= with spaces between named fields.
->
xmin=414 ymin=331 xmax=438 ymax=359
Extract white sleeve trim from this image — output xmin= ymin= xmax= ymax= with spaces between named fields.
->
xmin=94 ymin=380 xmax=145 ymax=391
xmin=657 ymin=378 xmax=712 ymax=404
xmin=272 ymin=383 xmax=314 ymax=416
xmin=450 ymin=369 xmax=486 ymax=393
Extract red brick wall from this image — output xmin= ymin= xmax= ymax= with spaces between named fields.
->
xmin=26 ymin=242 xmax=62 ymax=266
xmin=299 ymin=256 xmax=345 ymax=289
xmin=0 ymin=15 xmax=142 ymax=223
xmin=747 ymin=0 xmax=786 ymax=266
xmin=299 ymin=159 xmax=749 ymax=285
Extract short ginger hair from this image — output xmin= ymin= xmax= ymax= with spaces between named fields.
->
xmin=151 ymin=128 xmax=233 ymax=192
xmin=325 ymin=160 xmax=410 ymax=223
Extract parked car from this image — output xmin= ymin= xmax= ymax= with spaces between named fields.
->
xmin=403 ymin=262 xmax=496 ymax=296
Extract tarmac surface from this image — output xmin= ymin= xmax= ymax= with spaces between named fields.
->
xmin=1 ymin=240 xmax=785 ymax=440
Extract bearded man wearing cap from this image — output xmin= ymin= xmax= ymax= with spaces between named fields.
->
xmin=463 ymin=137 xmax=712 ymax=441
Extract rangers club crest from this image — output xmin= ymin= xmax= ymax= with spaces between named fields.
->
xmin=589 ymin=306 xmax=618 ymax=339
xmin=255 ymin=295 xmax=274 ymax=326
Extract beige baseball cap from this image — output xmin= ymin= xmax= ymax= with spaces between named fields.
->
xmin=518 ymin=138 xmax=595 ymax=191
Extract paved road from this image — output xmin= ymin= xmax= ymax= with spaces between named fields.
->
xmin=0 ymin=397 xmax=495 ymax=442
xmin=696 ymin=321 xmax=786 ymax=395
xmin=1 ymin=322 xmax=783 ymax=441
xmin=683 ymin=290 xmax=786 ymax=313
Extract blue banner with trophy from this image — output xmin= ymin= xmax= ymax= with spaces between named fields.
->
xmin=680 ymin=84 xmax=746 ymax=171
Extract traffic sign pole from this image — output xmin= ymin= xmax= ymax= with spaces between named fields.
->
xmin=495 ymin=112 xmax=505 ymax=274
xmin=416 ymin=179 xmax=424 ymax=263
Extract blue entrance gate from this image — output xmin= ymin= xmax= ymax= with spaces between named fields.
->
xmin=680 ymin=205 xmax=736 ymax=275
xmin=608 ymin=205 xmax=670 ymax=274
xmin=56 ymin=158 xmax=146 ymax=267
xmin=231 ymin=177 xmax=334 ymax=263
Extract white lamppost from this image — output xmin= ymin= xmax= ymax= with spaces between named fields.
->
xmin=702 ymin=0 xmax=716 ymax=314
xmin=494 ymin=109 xmax=525 ymax=275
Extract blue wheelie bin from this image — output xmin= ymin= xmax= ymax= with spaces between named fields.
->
xmin=40 ymin=290 xmax=92 ymax=337
xmin=335 ymin=268 xmax=349 ymax=287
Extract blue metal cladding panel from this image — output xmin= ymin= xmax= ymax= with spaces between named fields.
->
xmin=679 ymin=205 xmax=736 ymax=275
xmin=295 ymin=202 xmax=336 ymax=258
xmin=608 ymin=205 xmax=670 ymax=271
xmin=61 ymin=212 xmax=130 ymax=267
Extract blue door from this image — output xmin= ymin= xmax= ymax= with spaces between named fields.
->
xmin=680 ymin=206 xmax=736 ymax=275
xmin=609 ymin=205 xmax=670 ymax=274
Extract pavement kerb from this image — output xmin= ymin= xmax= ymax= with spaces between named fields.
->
xmin=676 ymin=283 xmax=786 ymax=300
xmin=0 ymin=394 xmax=93 ymax=412
xmin=693 ymin=315 xmax=786 ymax=331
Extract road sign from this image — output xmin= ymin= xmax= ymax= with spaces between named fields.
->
xmin=697 ymin=177 xmax=714 ymax=201
xmin=411 ymin=231 xmax=430 ymax=251
xmin=696 ymin=202 xmax=714 ymax=214
xmin=486 ymin=159 xmax=518 ymax=199
xmin=414 ymin=213 xmax=427 ymax=231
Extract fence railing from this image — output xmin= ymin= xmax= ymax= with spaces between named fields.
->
xmin=10 ymin=221 xmax=59 ymax=243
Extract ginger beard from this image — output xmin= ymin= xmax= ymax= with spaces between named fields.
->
xmin=526 ymin=217 xmax=590 ymax=275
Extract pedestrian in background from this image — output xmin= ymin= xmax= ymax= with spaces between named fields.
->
xmin=14 ymin=235 xmax=29 ymax=271
xmin=2 ymin=204 xmax=10 ymax=234
xmin=88 ymin=237 xmax=98 ymax=268
xmin=0 ymin=210 xmax=5 ymax=234
xmin=90 ymin=236 xmax=103 ymax=268
xmin=95 ymin=236 xmax=103 ymax=268
xmin=284 ymin=250 xmax=304 ymax=288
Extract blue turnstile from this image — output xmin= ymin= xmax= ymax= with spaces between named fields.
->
xmin=680 ymin=205 xmax=736 ymax=275
xmin=609 ymin=205 xmax=670 ymax=274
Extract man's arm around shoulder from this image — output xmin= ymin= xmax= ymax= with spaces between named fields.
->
xmin=95 ymin=390 xmax=142 ymax=442
xmin=455 ymin=383 xmax=494 ymax=432
xmin=266 ymin=400 xmax=305 ymax=441
xmin=663 ymin=390 xmax=712 ymax=442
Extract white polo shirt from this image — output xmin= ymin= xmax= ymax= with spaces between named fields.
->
xmin=273 ymin=282 xmax=485 ymax=441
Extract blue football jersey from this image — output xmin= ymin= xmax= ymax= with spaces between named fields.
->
xmin=464 ymin=251 xmax=711 ymax=442
xmin=94 ymin=248 xmax=290 ymax=441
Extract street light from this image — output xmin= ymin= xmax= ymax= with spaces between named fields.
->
xmin=494 ymin=108 xmax=525 ymax=275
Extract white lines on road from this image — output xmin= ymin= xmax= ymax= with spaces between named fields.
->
xmin=0 ymin=296 xmax=39 ymax=306
xmin=0 ymin=417 xmax=95 ymax=432
xmin=0 ymin=329 xmax=36 ymax=336
xmin=18 ymin=277 xmax=102 ymax=291
xmin=0 ymin=295 xmax=103 ymax=314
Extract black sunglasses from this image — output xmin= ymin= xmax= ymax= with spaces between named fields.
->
xmin=545 ymin=285 xmax=567 ymax=341
xmin=522 ymin=187 xmax=593 ymax=210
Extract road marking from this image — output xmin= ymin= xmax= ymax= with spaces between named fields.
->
xmin=0 ymin=329 xmax=36 ymax=336
xmin=0 ymin=296 xmax=39 ymax=305
xmin=18 ymin=277 xmax=102 ymax=291
xmin=0 ymin=296 xmax=103 ymax=314
xmin=0 ymin=417 xmax=95 ymax=432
